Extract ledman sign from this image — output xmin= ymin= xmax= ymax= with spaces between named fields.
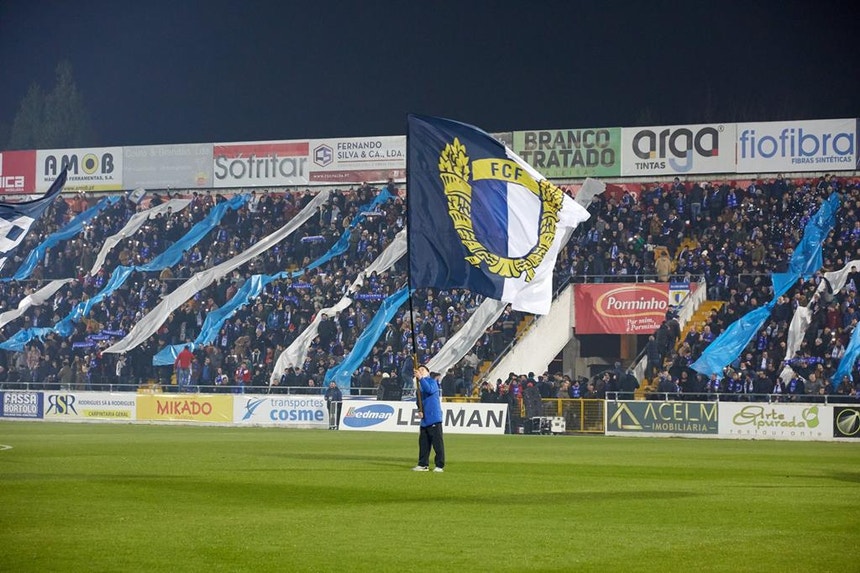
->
xmin=338 ymin=401 xmax=508 ymax=435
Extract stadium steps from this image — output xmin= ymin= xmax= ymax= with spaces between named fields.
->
xmin=677 ymin=300 xmax=724 ymax=349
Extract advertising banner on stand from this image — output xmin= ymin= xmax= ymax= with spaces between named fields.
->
xmin=513 ymin=127 xmax=622 ymax=178
xmin=233 ymin=394 xmax=329 ymax=428
xmin=338 ymin=401 xmax=507 ymax=435
xmin=43 ymin=392 xmax=136 ymax=421
xmin=213 ymin=140 xmax=309 ymax=188
xmin=833 ymin=405 xmax=860 ymax=439
xmin=574 ymin=283 xmax=670 ymax=334
xmin=124 ymin=143 xmax=214 ymax=189
xmin=0 ymin=151 xmax=37 ymax=195
xmin=606 ymin=401 xmax=719 ymax=436
xmin=36 ymin=147 xmax=124 ymax=192
xmin=136 ymin=394 xmax=233 ymax=423
xmin=621 ymin=123 xmax=735 ymax=176
xmin=309 ymin=136 xmax=405 ymax=183
xmin=0 ymin=391 xmax=43 ymax=418
xmin=718 ymin=402 xmax=833 ymax=441
xmin=736 ymin=118 xmax=856 ymax=173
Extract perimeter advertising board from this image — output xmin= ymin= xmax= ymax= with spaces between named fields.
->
xmin=606 ymin=401 xmax=718 ymax=436
xmin=0 ymin=151 xmax=36 ymax=194
xmin=43 ymin=392 xmax=136 ymax=421
xmin=338 ymin=401 xmax=507 ymax=435
xmin=620 ymin=123 xmax=735 ymax=176
xmin=718 ymin=403 xmax=832 ymax=441
xmin=309 ymin=136 xmax=405 ymax=183
xmin=233 ymin=394 xmax=329 ymax=428
xmin=136 ymin=394 xmax=233 ymax=423
xmin=574 ymin=283 xmax=670 ymax=334
xmin=833 ymin=406 xmax=860 ymax=439
xmin=512 ymin=128 xmax=622 ymax=178
xmin=736 ymin=118 xmax=856 ymax=173
xmin=0 ymin=391 xmax=43 ymax=419
xmin=213 ymin=140 xmax=309 ymax=188
xmin=123 ymin=143 xmax=213 ymax=189
xmin=36 ymin=147 xmax=123 ymax=192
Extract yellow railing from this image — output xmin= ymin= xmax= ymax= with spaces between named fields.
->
xmin=444 ymin=397 xmax=605 ymax=433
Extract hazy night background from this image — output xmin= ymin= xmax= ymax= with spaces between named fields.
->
xmin=1 ymin=0 xmax=858 ymax=148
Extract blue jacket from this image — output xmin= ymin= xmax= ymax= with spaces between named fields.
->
xmin=419 ymin=376 xmax=443 ymax=427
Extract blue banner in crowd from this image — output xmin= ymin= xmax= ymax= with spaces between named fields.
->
xmin=151 ymin=190 xmax=394 ymax=365
xmin=325 ymin=286 xmax=409 ymax=391
xmin=691 ymin=193 xmax=841 ymax=378
xmin=4 ymin=193 xmax=119 ymax=282
xmin=690 ymin=304 xmax=774 ymax=378
xmin=0 ymin=195 xmax=249 ymax=352
xmin=832 ymin=320 xmax=860 ymax=390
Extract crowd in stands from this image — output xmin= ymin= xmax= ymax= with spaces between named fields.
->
xmin=1 ymin=172 xmax=860 ymax=402
xmin=0 ymin=183 xmax=523 ymax=394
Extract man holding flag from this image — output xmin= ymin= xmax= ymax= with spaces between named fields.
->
xmin=412 ymin=364 xmax=445 ymax=472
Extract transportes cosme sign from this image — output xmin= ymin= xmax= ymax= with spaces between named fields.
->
xmin=234 ymin=395 xmax=328 ymax=428
xmin=213 ymin=140 xmax=309 ymax=188
xmin=736 ymin=118 xmax=856 ymax=173
xmin=620 ymin=123 xmax=735 ymax=176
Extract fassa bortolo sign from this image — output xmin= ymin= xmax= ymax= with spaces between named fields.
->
xmin=620 ymin=123 xmax=736 ymax=176
xmin=213 ymin=140 xmax=309 ymax=188
xmin=574 ymin=283 xmax=670 ymax=334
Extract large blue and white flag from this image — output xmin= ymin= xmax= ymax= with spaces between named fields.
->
xmin=0 ymin=168 xmax=67 ymax=272
xmin=407 ymin=115 xmax=590 ymax=315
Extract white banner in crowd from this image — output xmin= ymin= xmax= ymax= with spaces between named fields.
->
xmin=0 ymin=279 xmax=74 ymax=330
xmin=103 ymin=189 xmax=332 ymax=354
xmin=620 ymin=123 xmax=736 ymax=176
xmin=308 ymin=136 xmax=406 ymax=184
xmin=89 ymin=198 xmax=192 ymax=275
xmin=269 ymin=230 xmax=407 ymax=382
xmin=36 ymin=147 xmax=124 ymax=192
xmin=736 ymin=118 xmax=856 ymax=173
xmin=338 ymin=401 xmax=508 ymax=435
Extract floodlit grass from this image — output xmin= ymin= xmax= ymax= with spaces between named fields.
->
xmin=0 ymin=422 xmax=858 ymax=572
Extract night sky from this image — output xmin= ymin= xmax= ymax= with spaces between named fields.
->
xmin=1 ymin=0 xmax=858 ymax=148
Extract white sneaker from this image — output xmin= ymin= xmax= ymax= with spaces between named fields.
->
xmin=433 ymin=467 xmax=444 ymax=473
xmin=412 ymin=465 xmax=429 ymax=472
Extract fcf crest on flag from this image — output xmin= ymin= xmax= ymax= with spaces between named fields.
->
xmin=408 ymin=115 xmax=590 ymax=315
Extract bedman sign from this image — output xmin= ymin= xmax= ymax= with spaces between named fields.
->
xmin=574 ymin=283 xmax=671 ymax=334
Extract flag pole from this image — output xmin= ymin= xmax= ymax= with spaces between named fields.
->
xmin=405 ymin=115 xmax=423 ymax=414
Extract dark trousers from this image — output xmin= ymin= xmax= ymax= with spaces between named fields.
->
xmin=417 ymin=422 xmax=445 ymax=469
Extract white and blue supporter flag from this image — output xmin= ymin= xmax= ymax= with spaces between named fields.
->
xmin=407 ymin=115 xmax=590 ymax=315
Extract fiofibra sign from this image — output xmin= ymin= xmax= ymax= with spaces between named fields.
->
xmin=339 ymin=401 xmax=507 ymax=435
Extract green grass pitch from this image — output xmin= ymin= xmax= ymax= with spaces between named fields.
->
xmin=1 ymin=421 xmax=858 ymax=572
